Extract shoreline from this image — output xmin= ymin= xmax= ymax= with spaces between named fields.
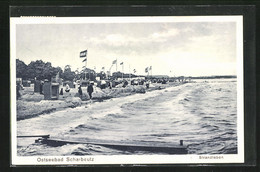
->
xmin=16 ymin=82 xmax=186 ymax=121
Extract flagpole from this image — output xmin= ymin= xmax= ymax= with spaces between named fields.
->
xmin=129 ymin=64 xmax=131 ymax=81
xmin=80 ymin=50 xmax=88 ymax=81
xmin=85 ymin=57 xmax=87 ymax=80
xmin=151 ymin=66 xmax=152 ymax=78
xmin=122 ymin=63 xmax=124 ymax=80
xmin=116 ymin=58 xmax=118 ymax=72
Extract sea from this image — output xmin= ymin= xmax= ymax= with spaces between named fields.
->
xmin=17 ymin=78 xmax=238 ymax=156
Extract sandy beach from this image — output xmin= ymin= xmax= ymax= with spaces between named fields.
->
xmin=17 ymin=82 xmax=182 ymax=121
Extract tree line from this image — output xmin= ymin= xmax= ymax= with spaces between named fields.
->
xmin=16 ymin=59 xmax=96 ymax=82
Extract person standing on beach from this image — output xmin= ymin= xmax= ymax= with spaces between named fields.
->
xmin=109 ymin=81 xmax=112 ymax=89
xmin=60 ymin=88 xmax=63 ymax=95
xmin=78 ymin=85 xmax=83 ymax=99
xmin=87 ymin=82 xmax=94 ymax=99
xmin=146 ymin=80 xmax=150 ymax=89
xmin=39 ymin=81 xmax=43 ymax=94
xmin=16 ymin=83 xmax=21 ymax=99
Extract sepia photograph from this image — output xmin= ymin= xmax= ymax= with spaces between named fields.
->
xmin=10 ymin=16 xmax=244 ymax=165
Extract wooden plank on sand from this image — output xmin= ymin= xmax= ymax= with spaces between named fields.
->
xmin=36 ymin=137 xmax=188 ymax=154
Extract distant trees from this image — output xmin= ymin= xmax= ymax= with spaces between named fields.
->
xmin=16 ymin=59 xmax=63 ymax=81
xmin=62 ymin=65 xmax=76 ymax=81
xmin=16 ymin=59 xmax=28 ymax=79
xmin=27 ymin=60 xmax=52 ymax=80
xmin=16 ymin=59 xmax=96 ymax=82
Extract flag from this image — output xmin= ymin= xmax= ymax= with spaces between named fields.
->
xmin=82 ymin=58 xmax=87 ymax=62
xmin=112 ymin=60 xmax=117 ymax=64
xmin=80 ymin=50 xmax=87 ymax=58
xmin=145 ymin=67 xmax=148 ymax=73
xmin=120 ymin=62 xmax=123 ymax=65
xmin=149 ymin=66 xmax=152 ymax=70
xmin=133 ymin=69 xmax=136 ymax=73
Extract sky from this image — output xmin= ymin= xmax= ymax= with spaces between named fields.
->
xmin=16 ymin=19 xmax=238 ymax=77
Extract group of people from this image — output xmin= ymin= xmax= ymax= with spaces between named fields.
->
xmin=58 ymin=82 xmax=94 ymax=100
xmin=59 ymin=83 xmax=71 ymax=95
xmin=78 ymin=82 xmax=94 ymax=100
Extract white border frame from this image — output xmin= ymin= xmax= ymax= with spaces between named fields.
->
xmin=10 ymin=16 xmax=244 ymax=165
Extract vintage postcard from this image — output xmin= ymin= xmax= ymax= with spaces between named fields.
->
xmin=10 ymin=15 xmax=244 ymax=165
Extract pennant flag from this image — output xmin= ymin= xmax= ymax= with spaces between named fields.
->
xmin=82 ymin=58 xmax=87 ymax=62
xmin=120 ymin=62 xmax=123 ymax=65
xmin=80 ymin=50 xmax=87 ymax=58
xmin=112 ymin=60 xmax=117 ymax=64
